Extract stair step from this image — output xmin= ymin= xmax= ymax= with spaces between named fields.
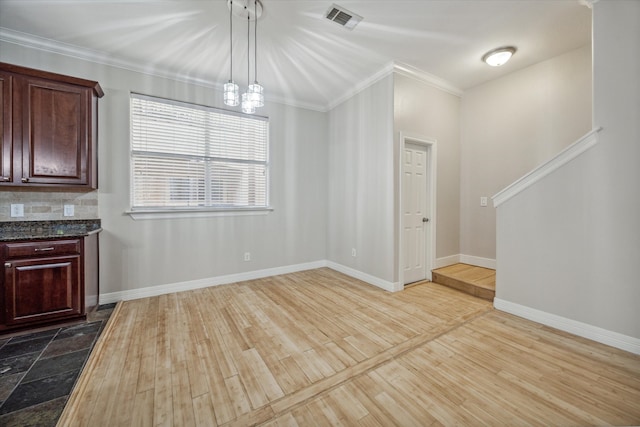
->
xmin=432 ymin=263 xmax=495 ymax=301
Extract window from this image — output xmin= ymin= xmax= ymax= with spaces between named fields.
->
xmin=130 ymin=94 xmax=269 ymax=212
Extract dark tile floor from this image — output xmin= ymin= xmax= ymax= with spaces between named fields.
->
xmin=0 ymin=303 xmax=115 ymax=427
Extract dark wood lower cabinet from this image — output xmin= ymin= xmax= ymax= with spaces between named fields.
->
xmin=5 ymin=254 xmax=82 ymax=326
xmin=1 ymin=236 xmax=96 ymax=332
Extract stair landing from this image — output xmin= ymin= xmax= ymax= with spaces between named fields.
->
xmin=432 ymin=263 xmax=495 ymax=301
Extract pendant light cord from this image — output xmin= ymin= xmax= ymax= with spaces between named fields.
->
xmin=229 ymin=0 xmax=233 ymax=81
xmin=247 ymin=12 xmax=250 ymax=86
xmin=254 ymin=0 xmax=258 ymax=83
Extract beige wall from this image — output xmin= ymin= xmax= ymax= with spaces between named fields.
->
xmin=393 ymin=73 xmax=461 ymax=268
xmin=495 ymin=0 xmax=640 ymax=341
xmin=327 ymin=75 xmax=395 ymax=285
xmin=0 ymin=41 xmax=329 ymax=298
xmin=460 ymin=45 xmax=593 ymax=260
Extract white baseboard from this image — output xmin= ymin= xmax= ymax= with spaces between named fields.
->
xmin=459 ymin=254 xmax=496 ymax=270
xmin=99 ymin=259 xmax=400 ymax=304
xmin=494 ymin=298 xmax=640 ymax=355
xmin=326 ymin=261 xmax=400 ymax=292
xmin=433 ymin=254 xmax=496 ymax=270
xmin=99 ymin=260 xmax=328 ymax=304
xmin=434 ymin=254 xmax=460 ymax=269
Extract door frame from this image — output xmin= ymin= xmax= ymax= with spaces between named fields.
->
xmin=398 ymin=132 xmax=437 ymax=286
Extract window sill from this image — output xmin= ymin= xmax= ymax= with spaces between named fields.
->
xmin=126 ymin=207 xmax=273 ymax=221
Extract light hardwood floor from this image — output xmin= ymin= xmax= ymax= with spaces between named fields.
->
xmin=58 ymin=268 xmax=640 ymax=426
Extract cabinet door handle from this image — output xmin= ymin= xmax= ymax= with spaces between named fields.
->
xmin=35 ymin=247 xmax=55 ymax=252
xmin=4 ymin=262 xmax=10 ymax=268
xmin=21 ymin=177 xmax=30 ymax=183
xmin=0 ymin=176 xmax=9 ymax=182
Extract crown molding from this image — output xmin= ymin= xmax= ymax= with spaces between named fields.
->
xmin=325 ymin=60 xmax=464 ymax=112
xmin=326 ymin=62 xmax=396 ymax=111
xmin=0 ymin=27 xmax=213 ymax=88
xmin=0 ymin=27 xmax=463 ymax=113
xmin=393 ymin=62 xmax=464 ymax=97
xmin=578 ymin=0 xmax=599 ymax=9
xmin=0 ymin=27 xmax=328 ymax=112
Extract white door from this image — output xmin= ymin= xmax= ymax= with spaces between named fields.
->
xmin=403 ymin=143 xmax=429 ymax=284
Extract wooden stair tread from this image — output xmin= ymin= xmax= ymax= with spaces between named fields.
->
xmin=432 ymin=263 xmax=495 ymax=301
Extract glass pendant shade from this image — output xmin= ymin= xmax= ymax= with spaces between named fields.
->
xmin=224 ymin=0 xmax=264 ymax=113
xmin=241 ymin=92 xmax=256 ymax=114
xmin=224 ymin=81 xmax=240 ymax=106
xmin=247 ymin=82 xmax=264 ymax=108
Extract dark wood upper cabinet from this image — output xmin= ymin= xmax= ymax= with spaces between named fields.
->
xmin=0 ymin=63 xmax=103 ymax=189
xmin=0 ymin=71 xmax=12 ymax=183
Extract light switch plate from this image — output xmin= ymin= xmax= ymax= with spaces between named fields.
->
xmin=10 ymin=204 xmax=24 ymax=217
xmin=64 ymin=204 xmax=75 ymax=217
xmin=480 ymin=197 xmax=488 ymax=207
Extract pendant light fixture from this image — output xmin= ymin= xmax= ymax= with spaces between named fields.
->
xmin=247 ymin=0 xmax=264 ymax=108
xmin=225 ymin=0 xmax=264 ymax=114
xmin=241 ymin=12 xmax=256 ymax=114
xmin=223 ymin=0 xmax=239 ymax=106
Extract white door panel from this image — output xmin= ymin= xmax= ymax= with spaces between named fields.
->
xmin=403 ymin=143 xmax=428 ymax=284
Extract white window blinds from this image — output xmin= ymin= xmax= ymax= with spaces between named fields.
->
xmin=130 ymin=94 xmax=269 ymax=210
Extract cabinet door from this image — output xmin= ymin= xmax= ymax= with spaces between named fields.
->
xmin=20 ymin=77 xmax=90 ymax=186
xmin=0 ymin=71 xmax=12 ymax=183
xmin=4 ymin=255 xmax=82 ymax=325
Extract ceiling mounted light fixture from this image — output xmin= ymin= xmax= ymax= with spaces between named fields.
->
xmin=225 ymin=0 xmax=264 ymax=114
xmin=482 ymin=46 xmax=517 ymax=67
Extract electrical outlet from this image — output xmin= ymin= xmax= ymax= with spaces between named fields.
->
xmin=244 ymin=252 xmax=251 ymax=261
xmin=480 ymin=197 xmax=488 ymax=207
xmin=10 ymin=204 xmax=24 ymax=218
xmin=351 ymin=248 xmax=357 ymax=257
xmin=64 ymin=204 xmax=75 ymax=217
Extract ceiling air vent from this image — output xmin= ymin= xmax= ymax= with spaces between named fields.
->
xmin=324 ymin=4 xmax=363 ymax=30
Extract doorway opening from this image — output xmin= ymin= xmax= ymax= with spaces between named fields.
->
xmin=399 ymin=133 xmax=436 ymax=286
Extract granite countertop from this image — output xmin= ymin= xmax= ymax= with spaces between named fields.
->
xmin=0 ymin=219 xmax=102 ymax=242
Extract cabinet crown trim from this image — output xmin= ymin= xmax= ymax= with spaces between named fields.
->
xmin=0 ymin=62 xmax=104 ymax=97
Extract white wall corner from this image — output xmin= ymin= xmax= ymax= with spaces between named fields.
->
xmin=459 ymin=254 xmax=496 ymax=270
xmin=326 ymin=261 xmax=401 ymax=292
xmin=434 ymin=254 xmax=461 ymax=269
xmin=99 ymin=260 xmax=328 ymax=304
xmin=494 ymin=298 xmax=640 ymax=355
xmin=326 ymin=62 xmax=395 ymax=111
xmin=578 ymin=0 xmax=599 ymax=9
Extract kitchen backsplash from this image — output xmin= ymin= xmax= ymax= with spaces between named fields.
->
xmin=0 ymin=190 xmax=98 ymax=221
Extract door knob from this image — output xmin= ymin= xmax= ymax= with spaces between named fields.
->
xmin=422 ymin=217 xmax=429 ymax=222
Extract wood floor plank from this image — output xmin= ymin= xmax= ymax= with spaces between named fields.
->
xmin=131 ymin=389 xmax=154 ymax=427
xmin=170 ymin=360 xmax=196 ymax=427
xmin=59 ymin=268 xmax=640 ymax=427
xmin=192 ymin=393 xmax=216 ymax=427
xmin=195 ymin=339 xmax=236 ymax=425
xmin=152 ymin=294 xmax=174 ymax=427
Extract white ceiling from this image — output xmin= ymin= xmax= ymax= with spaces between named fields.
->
xmin=0 ymin=0 xmax=592 ymax=111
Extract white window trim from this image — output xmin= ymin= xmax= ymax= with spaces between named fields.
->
xmin=128 ymin=93 xmax=271 ymax=218
xmin=126 ymin=207 xmax=273 ymax=221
